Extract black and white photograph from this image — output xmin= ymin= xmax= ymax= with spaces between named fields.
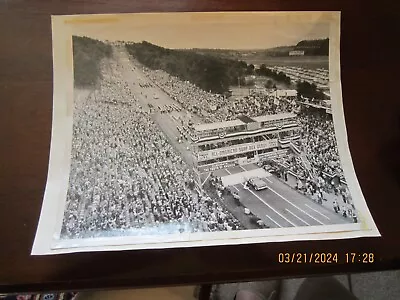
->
xmin=32 ymin=12 xmax=379 ymax=254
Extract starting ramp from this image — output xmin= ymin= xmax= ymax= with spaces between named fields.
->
xmin=221 ymin=168 xmax=272 ymax=187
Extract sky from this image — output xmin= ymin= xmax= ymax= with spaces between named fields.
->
xmin=67 ymin=12 xmax=331 ymax=50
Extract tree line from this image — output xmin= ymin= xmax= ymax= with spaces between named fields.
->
xmin=296 ymin=81 xmax=327 ymax=100
xmin=255 ymin=64 xmax=291 ymax=85
xmin=125 ymin=41 xmax=250 ymax=94
xmin=72 ymin=36 xmax=112 ymax=88
xmin=243 ymin=64 xmax=291 ymax=86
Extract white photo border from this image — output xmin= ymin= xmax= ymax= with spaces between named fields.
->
xmin=32 ymin=11 xmax=380 ymax=255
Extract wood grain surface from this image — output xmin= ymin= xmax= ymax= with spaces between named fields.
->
xmin=0 ymin=0 xmax=399 ymax=294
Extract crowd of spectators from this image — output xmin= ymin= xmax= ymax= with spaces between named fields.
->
xmin=271 ymin=150 xmax=354 ymax=219
xmin=298 ymin=110 xmax=343 ymax=179
xmin=140 ymin=67 xmax=300 ymax=123
xmin=142 ymin=61 xmax=357 ymax=216
xmin=272 ymin=110 xmax=344 ymax=185
xmin=62 ymin=58 xmax=241 ymax=239
xmin=142 ymin=69 xmax=225 ymax=123
xmin=223 ymin=91 xmax=299 ymax=120
xmin=139 ymin=63 xmax=352 ymax=207
xmin=269 ymin=107 xmax=354 ymax=216
xmin=64 ymin=46 xmax=358 ymax=236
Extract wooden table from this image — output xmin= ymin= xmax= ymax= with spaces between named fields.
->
xmin=0 ymin=0 xmax=399 ymax=294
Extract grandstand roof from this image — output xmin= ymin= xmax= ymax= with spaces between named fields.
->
xmin=193 ymin=119 xmax=245 ymax=132
xmin=252 ymin=113 xmax=297 ymax=122
xmin=193 ymin=113 xmax=297 ymax=132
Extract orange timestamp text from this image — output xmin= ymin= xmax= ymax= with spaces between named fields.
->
xmin=278 ymin=252 xmax=375 ymax=264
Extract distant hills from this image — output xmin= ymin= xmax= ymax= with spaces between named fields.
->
xmin=190 ymin=38 xmax=329 ymax=59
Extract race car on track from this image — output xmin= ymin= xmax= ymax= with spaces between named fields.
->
xmin=232 ymin=191 xmax=240 ymax=200
xmin=247 ymin=177 xmax=268 ymax=191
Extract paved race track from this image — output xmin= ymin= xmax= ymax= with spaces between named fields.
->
xmin=219 ymin=165 xmax=351 ymax=228
xmin=115 ymin=47 xmax=196 ymax=167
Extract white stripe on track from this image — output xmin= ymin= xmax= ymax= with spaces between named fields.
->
xmin=305 ymin=204 xmax=330 ymax=220
xmin=267 ymin=186 xmax=325 ymax=225
xmin=247 ymin=189 xmax=297 ymax=227
xmin=239 ymin=165 xmax=247 ymax=172
xmin=201 ymin=172 xmax=211 ymax=187
xmin=265 ymin=214 xmax=283 ymax=228
xmin=265 ymin=177 xmax=273 ymax=183
xmin=286 ymin=208 xmax=310 ymax=226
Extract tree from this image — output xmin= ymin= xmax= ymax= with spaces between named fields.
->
xmin=296 ymin=81 xmax=326 ymax=100
xmin=72 ymin=36 xmax=112 ymax=88
xmin=246 ymin=64 xmax=255 ymax=75
xmin=265 ymin=79 xmax=274 ymax=89
xmin=259 ymin=64 xmax=268 ymax=76
xmin=254 ymin=64 xmax=290 ymax=86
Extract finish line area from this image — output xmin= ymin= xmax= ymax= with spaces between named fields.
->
xmin=199 ymin=163 xmax=349 ymax=229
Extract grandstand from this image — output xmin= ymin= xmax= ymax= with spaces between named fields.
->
xmin=190 ymin=113 xmax=300 ymax=175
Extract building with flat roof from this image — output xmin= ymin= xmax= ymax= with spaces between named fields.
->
xmin=289 ymin=50 xmax=305 ymax=56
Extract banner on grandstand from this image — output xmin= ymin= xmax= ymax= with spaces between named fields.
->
xmin=197 ymin=139 xmax=278 ymax=162
xmin=198 ymin=161 xmax=237 ymax=173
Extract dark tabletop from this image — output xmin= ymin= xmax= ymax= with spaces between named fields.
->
xmin=1 ymin=0 xmax=399 ymax=294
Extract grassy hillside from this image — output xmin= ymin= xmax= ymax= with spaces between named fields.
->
xmin=125 ymin=41 xmax=249 ymax=94
xmin=72 ymin=36 xmax=112 ymax=88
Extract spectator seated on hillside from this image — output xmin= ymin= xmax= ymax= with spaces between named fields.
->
xmin=62 ymin=58 xmax=242 ymax=239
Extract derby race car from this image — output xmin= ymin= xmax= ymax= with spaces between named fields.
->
xmin=248 ymin=177 xmax=269 ymax=191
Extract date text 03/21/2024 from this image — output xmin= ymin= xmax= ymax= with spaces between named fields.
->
xmin=278 ymin=253 xmax=375 ymax=264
